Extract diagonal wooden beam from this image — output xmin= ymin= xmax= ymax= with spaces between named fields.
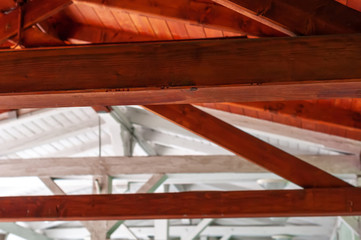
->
xmin=1 ymin=35 xmax=361 ymax=108
xmin=0 ymin=0 xmax=72 ymax=44
xmin=144 ymin=104 xmax=351 ymax=188
xmin=212 ymin=0 xmax=361 ymax=35
xmin=199 ymin=105 xmax=361 ymax=155
xmin=199 ymin=102 xmax=361 ymax=142
xmin=75 ymin=0 xmax=283 ymax=37
xmin=20 ymin=27 xmax=66 ymax=47
xmin=0 ymin=188 xmax=361 ymax=221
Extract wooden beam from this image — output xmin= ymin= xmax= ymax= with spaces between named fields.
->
xmin=43 ymin=225 xmax=332 ymax=238
xmin=199 ymin=102 xmax=361 ymax=142
xmin=211 ymin=0 xmax=296 ymax=36
xmin=198 ymin=106 xmax=361 ymax=155
xmin=20 ymin=27 xmax=66 ymax=47
xmin=144 ymin=104 xmax=351 ymax=188
xmin=0 ymin=188 xmax=361 ymax=220
xmin=107 ymin=174 xmax=167 ymax=238
xmin=1 ymin=35 xmax=361 ymax=108
xmin=43 ymin=225 xmax=333 ymax=238
xmin=0 ymin=0 xmax=72 ymax=44
xmin=39 ymin=177 xmax=66 ymax=195
xmin=212 ymin=0 xmax=361 ymax=35
xmin=75 ymin=0 xmax=283 ymax=37
xmin=0 ymin=155 xmax=358 ymax=177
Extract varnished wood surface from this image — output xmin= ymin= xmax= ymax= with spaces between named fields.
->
xmin=0 ymin=188 xmax=360 ymax=221
xmin=214 ymin=0 xmax=361 ymax=35
xmin=1 ymin=82 xmax=361 ymax=109
xmin=0 ymin=35 xmax=361 ymax=108
xmin=0 ymin=0 xmax=72 ymax=43
xmin=144 ymin=104 xmax=351 ymax=188
xmin=199 ymin=101 xmax=361 ymax=141
xmin=75 ymin=0 xmax=282 ymax=37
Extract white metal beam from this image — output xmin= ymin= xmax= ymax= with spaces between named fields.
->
xmin=110 ymin=107 xmax=156 ymax=156
xmin=182 ymin=219 xmax=213 ymax=240
xmin=107 ymin=174 xmax=168 ymax=238
xmin=0 ymin=223 xmax=51 ymax=240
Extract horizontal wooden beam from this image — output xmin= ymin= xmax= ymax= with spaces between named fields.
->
xmin=199 ymin=102 xmax=361 ymax=141
xmin=1 ymin=35 xmax=361 ymax=108
xmin=0 ymin=155 xmax=358 ymax=177
xmin=0 ymin=188 xmax=361 ymax=221
xmin=44 ymin=225 xmax=332 ymax=238
xmin=145 ymin=104 xmax=351 ymax=188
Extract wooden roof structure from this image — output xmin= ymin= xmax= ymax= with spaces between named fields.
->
xmin=0 ymin=0 xmax=360 ymax=239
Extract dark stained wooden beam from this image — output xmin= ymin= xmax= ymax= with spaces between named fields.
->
xmin=1 ymin=35 xmax=361 ymax=109
xmin=212 ymin=0 xmax=361 ymax=35
xmin=144 ymin=104 xmax=351 ymax=188
xmin=75 ymin=0 xmax=284 ymax=37
xmin=0 ymin=188 xmax=360 ymax=221
xmin=199 ymin=102 xmax=361 ymax=142
xmin=0 ymin=0 xmax=72 ymax=44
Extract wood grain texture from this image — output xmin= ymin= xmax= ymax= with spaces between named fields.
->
xmin=0 ymin=0 xmax=72 ymax=44
xmin=0 ymin=155 xmax=359 ymax=177
xmin=75 ymin=0 xmax=283 ymax=37
xmin=144 ymin=104 xmax=351 ymax=188
xmin=0 ymin=35 xmax=361 ymax=108
xmin=199 ymin=102 xmax=361 ymax=141
xmin=21 ymin=27 xmax=66 ymax=47
xmin=1 ymin=82 xmax=361 ymax=109
xmin=65 ymin=24 xmax=158 ymax=43
xmin=213 ymin=0 xmax=361 ymax=35
xmin=0 ymin=188 xmax=360 ymax=220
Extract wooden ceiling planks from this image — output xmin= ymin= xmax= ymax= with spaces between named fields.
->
xmin=65 ymin=24 xmax=159 ymax=44
xmin=73 ymin=0 xmax=282 ymax=37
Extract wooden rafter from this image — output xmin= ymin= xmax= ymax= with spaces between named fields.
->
xmin=0 ymin=188 xmax=360 ymax=221
xmin=144 ymin=104 xmax=351 ymax=188
xmin=74 ymin=0 xmax=283 ymax=37
xmin=199 ymin=102 xmax=361 ymax=142
xmin=0 ymin=0 xmax=72 ymax=44
xmin=1 ymin=35 xmax=361 ymax=108
xmin=20 ymin=27 xmax=66 ymax=47
xmin=212 ymin=0 xmax=361 ymax=35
